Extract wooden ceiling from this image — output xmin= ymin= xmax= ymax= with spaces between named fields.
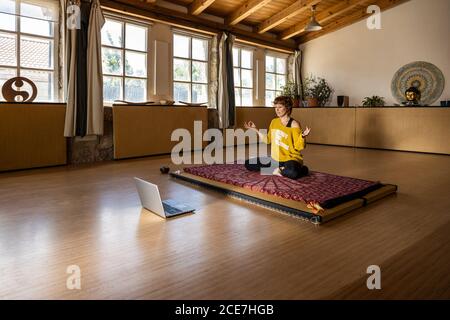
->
xmin=100 ymin=0 xmax=409 ymax=51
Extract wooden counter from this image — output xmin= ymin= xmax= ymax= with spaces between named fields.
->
xmin=0 ymin=103 xmax=67 ymax=172
xmin=235 ymin=107 xmax=450 ymax=155
xmin=112 ymin=105 xmax=208 ymax=159
xmin=354 ymin=108 xmax=450 ymax=154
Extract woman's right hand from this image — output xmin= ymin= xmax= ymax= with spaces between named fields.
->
xmin=244 ymin=121 xmax=257 ymax=130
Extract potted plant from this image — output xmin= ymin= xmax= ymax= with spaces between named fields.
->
xmin=280 ymin=81 xmax=301 ymax=107
xmin=362 ymin=96 xmax=385 ymax=107
xmin=303 ymin=75 xmax=333 ymax=107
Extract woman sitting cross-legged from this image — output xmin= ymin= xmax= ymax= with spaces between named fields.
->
xmin=244 ymin=96 xmax=311 ymax=180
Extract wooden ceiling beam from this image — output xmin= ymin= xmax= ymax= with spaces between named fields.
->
xmin=256 ymin=0 xmax=321 ymax=34
xmin=189 ymin=0 xmax=216 ymax=16
xmin=225 ymin=0 xmax=273 ymax=26
xmin=280 ymin=0 xmax=368 ymax=40
xmin=297 ymin=0 xmax=410 ymax=44
xmin=99 ymin=0 xmax=297 ymax=51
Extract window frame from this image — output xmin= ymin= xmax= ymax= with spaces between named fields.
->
xmin=101 ymin=14 xmax=150 ymax=103
xmin=265 ymin=52 xmax=288 ymax=107
xmin=172 ymin=30 xmax=210 ymax=104
xmin=233 ymin=45 xmax=255 ymax=107
xmin=0 ymin=0 xmax=60 ymax=102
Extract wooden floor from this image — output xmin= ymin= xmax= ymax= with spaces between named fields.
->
xmin=1 ymin=144 xmax=450 ymax=299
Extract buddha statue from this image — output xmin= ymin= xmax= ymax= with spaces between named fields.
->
xmin=403 ymin=86 xmax=421 ymax=106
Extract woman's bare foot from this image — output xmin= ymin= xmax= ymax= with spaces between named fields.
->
xmin=272 ymin=167 xmax=283 ymax=176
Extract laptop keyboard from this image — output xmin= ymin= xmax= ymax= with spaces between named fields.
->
xmin=162 ymin=202 xmax=182 ymax=215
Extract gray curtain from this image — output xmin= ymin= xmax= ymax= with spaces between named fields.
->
xmin=86 ymin=0 xmax=105 ymax=135
xmin=64 ymin=0 xmax=78 ymax=137
xmin=208 ymin=34 xmax=218 ymax=110
xmin=293 ymin=50 xmax=304 ymax=101
xmin=64 ymin=0 xmax=104 ymax=137
xmin=217 ymin=32 xmax=235 ymax=129
xmin=75 ymin=0 xmax=91 ymax=136
xmin=58 ymin=0 xmax=65 ymax=101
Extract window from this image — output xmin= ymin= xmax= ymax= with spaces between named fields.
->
xmin=173 ymin=33 xmax=208 ymax=103
xmin=233 ymin=47 xmax=253 ymax=106
xmin=0 ymin=0 xmax=60 ymax=102
xmin=265 ymin=55 xmax=287 ymax=106
xmin=101 ymin=17 xmax=148 ymax=103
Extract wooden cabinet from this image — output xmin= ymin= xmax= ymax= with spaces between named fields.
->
xmin=235 ymin=107 xmax=450 ymax=155
xmin=0 ymin=103 xmax=67 ymax=172
xmin=112 ymin=106 xmax=209 ymax=159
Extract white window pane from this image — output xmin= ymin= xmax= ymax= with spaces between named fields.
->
xmin=103 ymin=76 xmax=123 ymax=102
xmin=265 ymin=73 xmax=275 ymax=90
xmin=173 ymin=58 xmax=190 ymax=82
xmin=101 ymin=19 xmax=123 ymax=48
xmin=21 ymin=70 xmax=54 ymax=102
xmin=0 ymin=32 xmax=16 ymax=66
xmin=192 ymin=61 xmax=207 ymax=83
xmin=233 ymin=68 xmax=240 ymax=87
xmin=266 ymin=56 xmax=275 ymax=72
xmin=174 ymin=82 xmax=190 ymax=102
xmin=241 ymin=50 xmax=252 ymax=69
xmin=0 ymin=68 xmax=17 ymax=101
xmin=102 ymin=48 xmax=123 ymax=75
xmin=20 ymin=36 xmax=53 ymax=69
xmin=235 ymin=88 xmax=241 ymax=106
xmin=276 ymin=90 xmax=282 ymax=97
xmin=125 ymin=51 xmax=146 ymax=77
xmin=192 ymin=84 xmax=207 ymax=103
xmin=21 ymin=17 xmax=54 ymax=37
xmin=276 ymin=58 xmax=286 ymax=74
xmin=0 ymin=0 xmax=15 ymax=14
xmin=276 ymin=74 xmax=286 ymax=90
xmin=232 ymin=48 xmax=239 ymax=67
xmin=173 ymin=34 xmax=189 ymax=58
xmin=125 ymin=78 xmax=146 ymax=102
xmin=125 ymin=24 xmax=147 ymax=51
xmin=241 ymin=69 xmax=252 ymax=88
xmin=20 ymin=1 xmax=58 ymax=21
xmin=0 ymin=13 xmax=16 ymax=31
xmin=265 ymin=90 xmax=275 ymax=107
xmin=242 ymin=88 xmax=252 ymax=106
xmin=192 ymin=38 xmax=207 ymax=61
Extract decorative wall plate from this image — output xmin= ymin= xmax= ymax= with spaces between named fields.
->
xmin=391 ymin=61 xmax=445 ymax=106
xmin=1 ymin=76 xmax=37 ymax=102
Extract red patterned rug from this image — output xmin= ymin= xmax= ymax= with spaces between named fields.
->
xmin=184 ymin=164 xmax=382 ymax=209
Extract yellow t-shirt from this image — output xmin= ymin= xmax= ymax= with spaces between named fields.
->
xmin=264 ymin=118 xmax=305 ymax=163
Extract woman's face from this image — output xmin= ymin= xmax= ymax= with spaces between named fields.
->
xmin=274 ymin=103 xmax=289 ymax=118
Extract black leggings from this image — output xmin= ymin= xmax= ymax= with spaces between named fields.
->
xmin=245 ymin=157 xmax=309 ymax=180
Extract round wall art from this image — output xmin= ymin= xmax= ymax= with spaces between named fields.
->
xmin=1 ymin=76 xmax=37 ymax=102
xmin=391 ymin=61 xmax=445 ymax=106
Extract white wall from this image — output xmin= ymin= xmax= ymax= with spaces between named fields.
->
xmin=300 ymin=0 xmax=450 ymax=106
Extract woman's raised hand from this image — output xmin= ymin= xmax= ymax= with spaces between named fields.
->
xmin=302 ymin=126 xmax=311 ymax=137
xmin=244 ymin=121 xmax=257 ymax=130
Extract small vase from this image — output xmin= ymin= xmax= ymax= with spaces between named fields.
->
xmin=337 ymin=95 xmax=349 ymax=107
xmin=307 ymin=97 xmax=319 ymax=107
xmin=293 ymin=98 xmax=300 ymax=108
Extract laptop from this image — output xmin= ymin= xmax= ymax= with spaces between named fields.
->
xmin=134 ymin=177 xmax=195 ymax=218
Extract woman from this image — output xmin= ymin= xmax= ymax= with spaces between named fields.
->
xmin=244 ymin=96 xmax=310 ymax=180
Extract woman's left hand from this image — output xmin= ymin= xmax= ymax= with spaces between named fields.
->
xmin=302 ymin=126 xmax=311 ymax=137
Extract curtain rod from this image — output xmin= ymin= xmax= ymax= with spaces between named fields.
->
xmin=235 ymin=39 xmax=293 ymax=54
